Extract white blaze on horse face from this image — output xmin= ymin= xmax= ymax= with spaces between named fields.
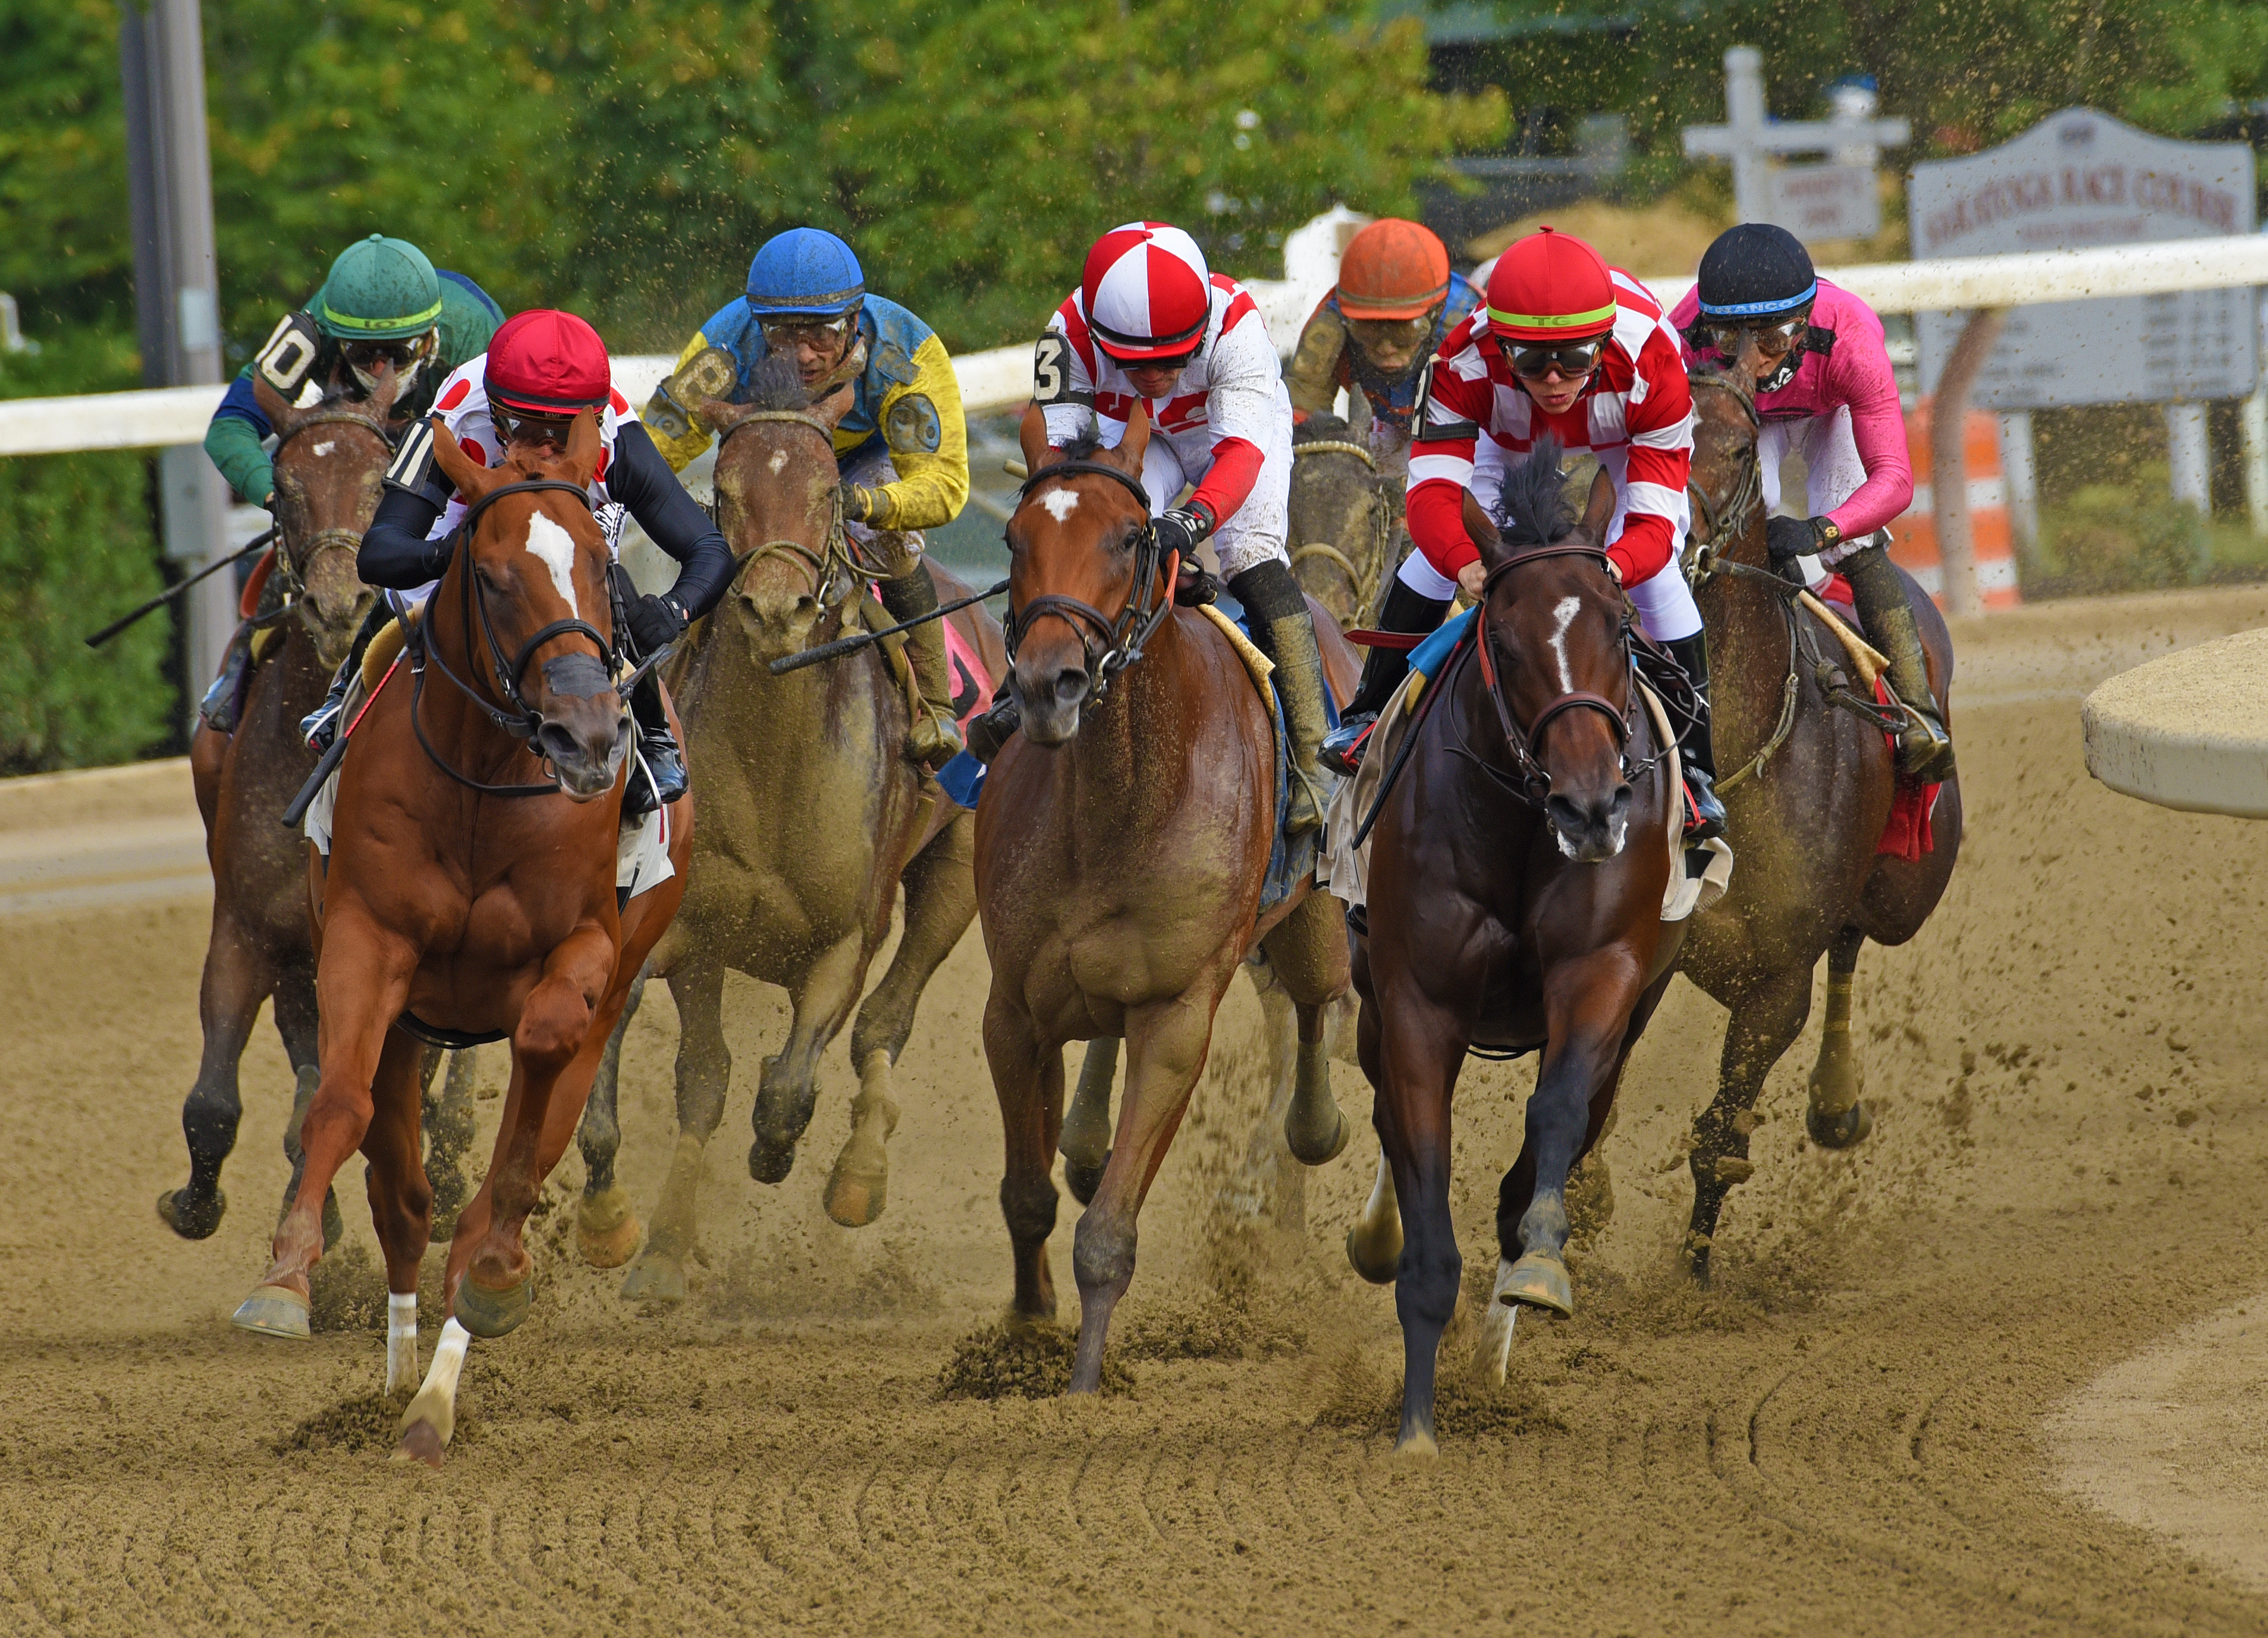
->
xmin=312 ymin=440 xmax=335 ymax=458
xmin=1547 ymin=595 xmax=1582 ymax=693
xmin=523 ymin=510 xmax=580 ymax=617
xmin=767 ymin=449 xmax=789 ymax=476
xmin=1040 ymin=488 xmax=1081 ymax=523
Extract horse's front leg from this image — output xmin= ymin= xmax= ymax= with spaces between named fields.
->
xmin=982 ymin=991 xmax=1063 ymax=1323
xmin=749 ymin=926 xmax=872 ymax=1196
xmin=1261 ymin=888 xmax=1355 ymax=1167
xmin=575 ymin=970 xmax=646 ymax=1268
xmin=1805 ymin=925 xmax=1873 ymax=1149
xmin=160 ymin=904 xmax=272 ymax=1242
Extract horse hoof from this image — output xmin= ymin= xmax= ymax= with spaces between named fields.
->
xmin=621 ymin=1252 xmax=686 ymax=1306
xmin=576 ymin=1186 xmax=643 ymax=1269
xmin=747 ymin=1137 xmax=797 ymax=1186
xmin=823 ymin=1146 xmax=889 ymax=1228
xmin=231 ymin=1283 xmax=310 ymax=1340
xmin=156 ymin=1186 xmax=225 ymax=1241
xmin=1392 ymin=1429 xmax=1440 ymax=1460
xmin=1063 ymin=1150 xmax=1108 ymax=1206
xmin=1807 ymin=1099 xmax=1874 ymax=1150
xmin=392 ymin=1419 xmax=447 ymax=1469
xmin=1345 ymin=1224 xmax=1400 ymax=1286
xmin=1499 ymin=1251 xmax=1574 ymax=1316
xmin=453 ymin=1274 xmax=532 ymax=1339
xmin=1285 ymin=1105 xmax=1352 ymax=1167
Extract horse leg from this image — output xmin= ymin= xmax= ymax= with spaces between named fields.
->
xmin=359 ymin=1031 xmax=432 ymax=1397
xmin=749 ymin=928 xmax=870 ymax=1188
xmin=576 ymin=970 xmax=647 ymax=1266
xmin=1060 ymin=1038 xmax=1117 ymax=1207
xmin=423 ymin=1048 xmax=480 ymax=1241
xmin=1259 ymin=888 xmax=1354 ymax=1167
xmin=1805 ymin=926 xmax=1874 ymax=1149
xmin=623 ymin=957 xmax=725 ymax=1304
xmin=1686 ymin=963 xmax=1813 ymax=1284
xmin=831 ymin=819 xmax=975 ymax=1227
xmin=267 ymin=966 xmax=343 ymax=1252
xmin=1346 ymin=1147 xmax=1402 ymax=1283
xmin=983 ymin=993 xmax=1063 ymax=1324
xmin=158 ymin=910 xmax=268 ymax=1241
xmin=1069 ymin=984 xmax=1229 ymax=1395
xmin=1217 ymin=955 xmax=1301 ymax=1228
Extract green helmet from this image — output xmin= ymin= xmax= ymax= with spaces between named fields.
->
xmin=316 ymin=234 xmax=443 ymax=341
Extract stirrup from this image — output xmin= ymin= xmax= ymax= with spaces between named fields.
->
xmin=1321 ymin=713 xmax=1376 ymax=776
xmin=1682 ymin=768 xmax=1727 ymax=842
xmin=300 ymin=694 xmax=345 ymax=754
xmin=1896 ymin=708 xmax=1956 ymax=784
xmin=906 ymin=708 xmax=965 ymax=772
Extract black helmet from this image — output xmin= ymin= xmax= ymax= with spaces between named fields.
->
xmin=1696 ymin=224 xmax=1816 ymax=320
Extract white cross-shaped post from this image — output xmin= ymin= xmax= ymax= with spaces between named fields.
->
xmin=1682 ymin=48 xmax=1911 ymax=224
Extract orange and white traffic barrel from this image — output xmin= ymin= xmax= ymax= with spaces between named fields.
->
xmin=1886 ymin=400 xmax=2022 ymax=611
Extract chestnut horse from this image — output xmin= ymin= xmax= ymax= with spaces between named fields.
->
xmin=1676 ymin=369 xmax=1962 ymax=1278
xmin=164 ymin=371 xmax=480 ymax=1250
xmin=228 ymin=412 xmax=689 ymax=1467
xmin=979 ymin=407 xmax=1359 ymax=1394
xmin=1350 ymin=442 xmax=1685 ymax=1454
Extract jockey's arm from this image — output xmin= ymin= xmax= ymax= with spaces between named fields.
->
xmin=1284 ymin=297 xmax=1351 ymax=422
xmin=640 ymin=330 xmax=725 ymax=474
xmin=1605 ymin=335 xmax=1695 ymax=586
xmin=856 ymin=333 xmax=970 ymax=531
xmin=1403 ymin=354 xmax=1490 ymax=582
xmin=1822 ymin=332 xmax=1915 ymax=540
xmin=205 ymin=370 xmax=277 ymax=505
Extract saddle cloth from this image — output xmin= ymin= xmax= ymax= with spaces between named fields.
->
xmin=930 ymin=611 xmax=997 ymax=812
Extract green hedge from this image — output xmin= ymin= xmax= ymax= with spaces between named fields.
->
xmin=0 ymin=329 xmax=177 ymax=772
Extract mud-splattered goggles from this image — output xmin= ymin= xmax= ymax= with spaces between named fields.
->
xmin=1500 ymin=335 xmax=1608 ymax=380
xmin=1701 ymin=314 xmax=1811 ymax=359
xmin=759 ymin=313 xmax=857 ymax=353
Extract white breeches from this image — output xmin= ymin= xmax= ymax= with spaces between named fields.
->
xmin=1138 ymin=434 xmax=1291 ymax=581
xmin=1762 ymin=407 xmax=1881 ymax=576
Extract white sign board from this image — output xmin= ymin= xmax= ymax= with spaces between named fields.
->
xmin=1910 ymin=109 xmax=2257 ymax=407
xmin=1766 ymin=163 xmax=1880 ymax=241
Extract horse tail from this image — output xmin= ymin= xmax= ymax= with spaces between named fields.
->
xmin=1491 ymin=435 xmax=1575 ymax=546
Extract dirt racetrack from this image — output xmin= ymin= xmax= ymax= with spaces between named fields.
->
xmin=9 ymin=586 xmax=2268 ymax=1636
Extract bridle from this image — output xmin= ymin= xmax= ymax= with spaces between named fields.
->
xmin=1683 ymin=373 xmax=1764 ymax=568
xmin=714 ymin=408 xmax=868 ymax=605
xmin=266 ymin=406 xmax=398 ymax=620
xmin=1003 ymin=460 xmax=1173 ymax=704
xmin=1289 ymin=437 xmax=1393 ymax=620
xmin=406 ymin=477 xmax=637 ymax=798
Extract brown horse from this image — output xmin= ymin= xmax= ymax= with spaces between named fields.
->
xmin=228 ymin=412 xmax=689 ymax=1467
xmin=579 ymin=360 xmax=1007 ymax=1300
xmin=1676 ymin=369 xmax=1962 ymax=1278
xmin=1349 ymin=441 xmax=1685 ymax=1454
xmin=162 ymin=372 xmax=482 ymax=1250
xmin=978 ymin=407 xmax=1358 ymax=1393
xmin=1287 ymin=411 xmax=1400 ymax=628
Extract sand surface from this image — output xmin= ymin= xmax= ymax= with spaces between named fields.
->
xmin=7 ymin=587 xmax=2268 ymax=1636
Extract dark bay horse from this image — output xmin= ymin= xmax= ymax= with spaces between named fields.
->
xmin=1350 ymin=442 xmax=1685 ymax=1454
xmin=978 ymin=407 xmax=1359 ymax=1394
xmin=1676 ymin=369 xmax=1962 ymax=1279
xmin=228 ymin=412 xmax=689 ymax=1467
xmin=581 ymin=360 xmax=1006 ymax=1301
xmin=163 ymin=373 xmax=481 ymax=1249
xmin=1287 ymin=412 xmax=1400 ymax=628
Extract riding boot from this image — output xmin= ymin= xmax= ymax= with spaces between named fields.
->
xmin=877 ymin=568 xmax=966 ymax=771
xmin=1319 ymin=578 xmax=1450 ymax=774
xmin=966 ymin=693 xmax=1020 ymax=765
xmin=1227 ymin=559 xmax=1332 ymax=834
xmin=197 ymin=620 xmax=255 ymax=735
xmin=622 ymin=671 xmax=687 ymax=820
xmin=300 ymin=602 xmax=391 ymax=752
xmin=1842 ymin=542 xmax=1955 ymax=783
xmin=1663 ymin=631 xmax=1729 ymax=842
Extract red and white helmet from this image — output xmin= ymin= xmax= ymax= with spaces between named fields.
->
xmin=485 ymin=309 xmax=612 ymax=416
xmin=1080 ymin=221 xmax=1212 ymax=361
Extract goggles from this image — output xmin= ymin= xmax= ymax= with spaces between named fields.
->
xmin=492 ymin=404 xmax=579 ymax=447
xmin=759 ymin=313 xmax=857 ymax=353
xmin=1500 ymin=335 xmax=1607 ymax=381
xmin=341 ymin=330 xmax=436 ymax=392
xmin=1701 ymin=313 xmax=1810 ymax=360
xmin=1119 ymin=347 xmax=1199 ymax=376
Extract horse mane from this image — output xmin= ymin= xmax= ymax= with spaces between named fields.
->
xmin=1490 ymin=436 xmax=1575 ymax=547
xmin=1050 ymin=430 xmax=1107 ymax=463
xmin=740 ymin=350 xmax=809 ymax=411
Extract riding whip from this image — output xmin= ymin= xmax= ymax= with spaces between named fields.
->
xmin=83 ymin=529 xmax=278 ymax=649
xmin=768 ymin=577 xmax=1009 ymax=675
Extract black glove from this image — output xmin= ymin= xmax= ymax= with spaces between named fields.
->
xmin=1766 ymin=514 xmax=1834 ymax=564
xmin=842 ymin=482 xmax=891 ymax=526
xmin=626 ymin=592 xmax=687 ymax=656
xmin=1152 ymin=504 xmax=1215 ymax=562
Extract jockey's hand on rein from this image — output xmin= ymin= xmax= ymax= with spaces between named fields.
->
xmin=626 ymin=592 xmax=688 ymax=656
xmin=1152 ymin=504 xmax=1216 ymax=562
xmin=1766 ymin=514 xmax=1834 ymax=565
xmin=841 ymin=483 xmax=890 ymax=527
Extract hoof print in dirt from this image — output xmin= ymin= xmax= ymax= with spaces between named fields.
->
xmin=938 ymin=1322 xmax=1133 ymax=1400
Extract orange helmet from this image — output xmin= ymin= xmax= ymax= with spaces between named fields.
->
xmin=1336 ymin=219 xmax=1452 ymax=321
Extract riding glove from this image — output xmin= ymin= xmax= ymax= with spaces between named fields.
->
xmin=1766 ymin=514 xmax=1839 ymax=564
xmin=1151 ymin=503 xmax=1217 ymax=563
xmin=842 ymin=482 xmax=894 ymax=527
xmin=626 ymin=592 xmax=688 ymax=657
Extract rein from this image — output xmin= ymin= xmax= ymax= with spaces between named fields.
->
xmin=715 ymin=408 xmax=868 ymax=608
xmin=1290 ymin=437 xmax=1393 ymax=619
xmin=1005 ymin=460 xmax=1173 ymax=703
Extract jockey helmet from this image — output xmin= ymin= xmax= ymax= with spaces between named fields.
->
xmin=1081 ymin=222 xmax=1212 ymax=362
xmin=484 ymin=309 xmax=612 ymax=417
xmin=1696 ymin=224 xmax=1817 ymax=319
xmin=745 ymin=228 xmax=867 ymax=319
xmin=1336 ymin=219 xmax=1452 ymax=320
xmin=318 ymin=234 xmax=444 ymax=342
xmin=1483 ymin=227 xmax=1616 ymax=343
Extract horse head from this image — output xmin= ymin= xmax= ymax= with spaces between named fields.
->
xmin=1004 ymin=403 xmax=1160 ymax=745
xmin=1685 ymin=365 xmax=1764 ymax=565
xmin=1468 ymin=439 xmax=1634 ymax=863
xmin=252 ymin=370 xmax=392 ymax=670
xmin=1287 ymin=413 xmax=1388 ymax=629
xmin=429 ymin=411 xmax=631 ymax=802
xmin=702 ymin=354 xmax=857 ymax=659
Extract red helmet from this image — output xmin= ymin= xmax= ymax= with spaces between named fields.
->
xmin=1081 ymin=222 xmax=1212 ymax=361
xmin=1337 ymin=219 xmax=1452 ymax=321
xmin=1484 ymin=227 xmax=1617 ymax=343
xmin=485 ymin=309 xmax=611 ymax=416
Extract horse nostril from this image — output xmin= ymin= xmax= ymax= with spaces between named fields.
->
xmin=1052 ymin=669 xmax=1089 ymax=709
xmin=1546 ymin=794 xmax=1586 ymax=835
xmin=1609 ymin=784 xmax=1633 ymax=823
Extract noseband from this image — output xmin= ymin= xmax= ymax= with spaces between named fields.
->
xmin=268 ymin=407 xmax=399 ymax=615
xmin=715 ymin=408 xmax=866 ymax=604
xmin=408 ymin=477 xmax=631 ymax=798
xmin=1003 ymin=461 xmax=1173 ymax=705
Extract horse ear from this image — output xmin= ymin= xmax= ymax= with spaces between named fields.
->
xmin=429 ymin=417 xmax=499 ymax=502
xmin=252 ymin=373 xmax=302 ymax=436
xmin=1110 ymin=400 xmax=1152 ymax=474
xmin=1462 ymin=489 xmax=1505 ymax=566
xmin=1018 ymin=400 xmax=1058 ymax=474
xmin=559 ymin=409 xmax=603 ymax=488
xmin=811 ymin=380 xmax=855 ymax=432
xmin=1579 ymin=466 xmax=1614 ymax=541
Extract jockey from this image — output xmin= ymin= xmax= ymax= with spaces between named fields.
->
xmin=1321 ymin=225 xmax=1727 ymax=840
xmin=640 ymin=227 xmax=970 ymax=769
xmin=977 ymin=220 xmax=1330 ymax=834
xmin=1672 ymin=224 xmax=1954 ymax=782
xmin=1285 ymin=218 xmax=1480 ymax=454
xmin=196 ymin=234 xmax=502 ymax=732
xmin=315 ymin=309 xmax=734 ymax=818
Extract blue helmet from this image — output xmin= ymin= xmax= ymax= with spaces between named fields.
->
xmin=746 ymin=228 xmax=866 ymax=319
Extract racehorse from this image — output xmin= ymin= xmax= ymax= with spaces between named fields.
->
xmin=579 ymin=356 xmax=1006 ymax=1301
xmin=978 ymin=406 xmax=1359 ymax=1394
xmin=1675 ymin=367 xmax=1962 ymax=1279
xmin=1286 ymin=411 xmax=1400 ymax=628
xmin=1348 ymin=441 xmax=1685 ymax=1454
xmin=228 ymin=411 xmax=689 ymax=1468
xmin=162 ymin=370 xmax=477 ymax=1250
